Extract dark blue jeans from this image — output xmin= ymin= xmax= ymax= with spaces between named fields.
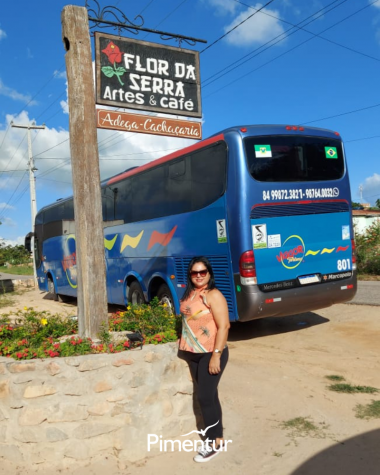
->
xmin=179 ymin=348 xmax=229 ymax=441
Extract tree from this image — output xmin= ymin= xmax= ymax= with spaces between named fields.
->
xmin=0 ymin=244 xmax=31 ymax=267
xmin=375 ymin=198 xmax=380 ymax=209
xmin=352 ymin=201 xmax=363 ymax=209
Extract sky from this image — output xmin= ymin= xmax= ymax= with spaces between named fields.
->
xmin=1 ymin=0 xmax=380 ymax=246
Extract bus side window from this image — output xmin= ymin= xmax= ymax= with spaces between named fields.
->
xmin=114 ymin=180 xmax=133 ymax=224
xmin=190 ymin=142 xmax=228 ymax=211
xmin=63 ymin=199 xmax=74 ymax=221
xmin=132 ymin=166 xmax=167 ymax=222
xmin=103 ymin=186 xmax=118 ymax=222
xmin=168 ymin=159 xmax=191 ymax=215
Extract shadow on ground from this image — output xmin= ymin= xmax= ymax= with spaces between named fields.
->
xmin=42 ymin=292 xmax=124 ymax=315
xmin=290 ymin=428 xmax=380 ymax=475
xmin=228 ymin=312 xmax=329 ymax=342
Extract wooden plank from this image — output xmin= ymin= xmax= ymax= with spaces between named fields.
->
xmin=61 ymin=5 xmax=108 ymax=338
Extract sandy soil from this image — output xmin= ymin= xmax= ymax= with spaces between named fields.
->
xmin=1 ymin=289 xmax=380 ymax=475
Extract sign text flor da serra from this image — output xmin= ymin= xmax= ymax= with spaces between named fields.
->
xmin=95 ymin=33 xmax=202 ymax=118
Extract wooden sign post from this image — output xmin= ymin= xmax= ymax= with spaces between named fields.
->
xmin=61 ymin=5 xmax=108 ymax=338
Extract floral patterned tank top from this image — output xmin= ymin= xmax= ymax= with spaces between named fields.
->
xmin=179 ymin=287 xmax=217 ymax=353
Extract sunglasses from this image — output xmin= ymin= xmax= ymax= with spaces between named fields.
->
xmin=190 ymin=269 xmax=208 ymax=277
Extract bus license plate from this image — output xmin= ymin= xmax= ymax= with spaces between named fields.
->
xmin=298 ymin=274 xmax=320 ymax=285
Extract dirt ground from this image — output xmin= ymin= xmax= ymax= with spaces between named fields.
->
xmin=1 ymin=288 xmax=380 ymax=475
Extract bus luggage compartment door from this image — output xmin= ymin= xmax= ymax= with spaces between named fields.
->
xmin=251 ymin=211 xmax=353 ymax=290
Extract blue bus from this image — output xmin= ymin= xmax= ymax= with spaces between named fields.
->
xmin=33 ymin=124 xmax=357 ymax=321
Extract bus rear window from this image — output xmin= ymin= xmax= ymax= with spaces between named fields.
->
xmin=244 ymin=135 xmax=344 ymax=182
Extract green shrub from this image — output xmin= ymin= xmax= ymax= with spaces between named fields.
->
xmin=0 ymin=300 xmax=180 ymax=360
xmin=0 ymin=244 xmax=31 ymax=266
xmin=109 ymin=297 xmax=181 ymax=338
xmin=355 ymin=222 xmax=380 ymax=275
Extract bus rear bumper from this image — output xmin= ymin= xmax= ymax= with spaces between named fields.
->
xmin=234 ymin=273 xmax=357 ymax=322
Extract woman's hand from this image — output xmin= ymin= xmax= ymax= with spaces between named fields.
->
xmin=209 ymin=353 xmax=221 ymax=374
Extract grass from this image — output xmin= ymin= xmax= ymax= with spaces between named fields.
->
xmin=280 ymin=417 xmax=328 ymax=445
xmin=325 ymin=375 xmax=346 ymax=382
xmin=0 ymin=292 xmax=15 ymax=309
xmin=328 ymin=383 xmax=379 ymax=394
xmin=355 ymin=401 xmax=380 ymax=420
xmin=0 ymin=265 xmax=34 ymax=276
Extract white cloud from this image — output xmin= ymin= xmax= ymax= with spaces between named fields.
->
xmin=224 ymin=3 xmax=285 ymax=46
xmin=362 ymin=173 xmax=380 ymax=205
xmin=206 ymin=0 xmax=238 ymax=15
xmin=0 ymin=79 xmax=37 ymax=105
xmin=0 ymin=236 xmax=24 ymax=247
xmin=372 ymin=0 xmax=380 ymax=9
xmin=0 ymin=217 xmax=17 ymax=227
xmin=0 ymin=29 xmax=6 ymax=40
xmin=54 ymin=70 xmax=67 ymax=80
xmin=0 ymin=203 xmax=14 ymax=211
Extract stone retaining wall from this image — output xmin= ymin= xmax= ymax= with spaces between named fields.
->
xmin=0 ymin=278 xmax=35 ymax=293
xmin=0 ymin=343 xmax=195 ymax=468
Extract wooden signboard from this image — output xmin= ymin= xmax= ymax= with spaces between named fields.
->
xmin=97 ymin=109 xmax=202 ymax=140
xmin=95 ymin=33 xmax=202 ymax=118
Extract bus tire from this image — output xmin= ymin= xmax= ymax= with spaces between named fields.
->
xmin=129 ymin=281 xmax=145 ymax=305
xmin=47 ymin=277 xmax=58 ymax=302
xmin=157 ymin=283 xmax=174 ymax=314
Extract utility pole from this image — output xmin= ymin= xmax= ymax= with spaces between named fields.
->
xmin=62 ymin=5 xmax=108 ymax=338
xmin=11 ymin=121 xmax=45 ymax=283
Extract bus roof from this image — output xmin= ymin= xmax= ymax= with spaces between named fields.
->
xmin=106 ymin=124 xmax=341 ymax=186
xmin=37 ymin=124 xmax=342 ymax=214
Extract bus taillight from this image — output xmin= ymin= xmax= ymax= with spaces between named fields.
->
xmin=351 ymin=238 xmax=357 ymax=268
xmin=239 ymin=250 xmax=257 ymax=285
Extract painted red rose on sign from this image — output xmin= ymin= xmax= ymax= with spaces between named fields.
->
xmin=102 ymin=42 xmax=123 ymax=63
xmin=101 ymin=41 xmax=126 ymax=86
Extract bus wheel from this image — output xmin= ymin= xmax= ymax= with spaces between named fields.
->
xmin=47 ymin=277 xmax=58 ymax=302
xmin=157 ymin=284 xmax=174 ymax=314
xmin=129 ymin=281 xmax=145 ymax=305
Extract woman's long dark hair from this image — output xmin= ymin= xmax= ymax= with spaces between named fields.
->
xmin=181 ymin=256 xmax=216 ymax=301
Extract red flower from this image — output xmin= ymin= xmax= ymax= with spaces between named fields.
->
xmin=102 ymin=42 xmax=123 ymax=64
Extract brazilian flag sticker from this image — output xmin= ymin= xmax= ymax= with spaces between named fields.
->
xmin=325 ymin=147 xmax=338 ymax=159
xmin=255 ymin=145 xmax=272 ymax=158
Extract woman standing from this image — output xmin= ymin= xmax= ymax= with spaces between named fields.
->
xmin=178 ymin=256 xmax=230 ymax=463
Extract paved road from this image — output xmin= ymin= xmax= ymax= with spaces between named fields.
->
xmin=348 ymin=280 xmax=380 ymax=306
xmin=0 ymin=272 xmax=378 ymax=305
xmin=0 ymin=272 xmax=33 ymax=281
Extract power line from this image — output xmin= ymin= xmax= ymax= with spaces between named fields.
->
xmin=200 ymin=0 xmax=276 ymax=54
xmin=204 ymin=0 xmax=376 ymax=98
xmin=301 ymin=102 xmax=380 ymax=125
xmin=142 ymin=0 xmax=190 ymax=41
xmin=137 ymin=0 xmax=157 ymax=17
xmin=33 ymin=138 xmax=70 ymax=158
xmin=229 ymin=0 xmax=380 ymax=68
xmin=345 ymin=135 xmax=380 ymax=143
xmin=203 ymin=0 xmax=348 ymax=91
xmin=35 ymin=147 xmax=181 ymax=160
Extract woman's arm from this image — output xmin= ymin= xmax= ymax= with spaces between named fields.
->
xmin=208 ymin=289 xmax=230 ymax=374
